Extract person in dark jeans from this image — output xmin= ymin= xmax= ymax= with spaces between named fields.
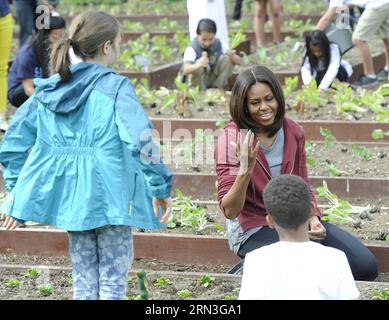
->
xmin=215 ymin=65 xmax=378 ymax=281
xmin=232 ymin=0 xmax=244 ymax=24
xmin=13 ymin=0 xmax=59 ymax=46
xmin=7 ymin=14 xmax=65 ymax=107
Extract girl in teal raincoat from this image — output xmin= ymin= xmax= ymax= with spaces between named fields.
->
xmin=0 ymin=11 xmax=173 ymax=300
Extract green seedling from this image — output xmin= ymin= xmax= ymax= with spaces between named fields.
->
xmin=5 ymin=278 xmax=21 ymax=288
xmin=295 ymin=80 xmax=327 ymax=112
xmin=177 ymin=289 xmax=193 ymax=298
xmin=223 ymin=295 xmax=237 ymax=300
xmin=283 ymin=76 xmax=299 ymax=99
xmin=37 ymin=285 xmax=53 ymax=297
xmin=172 ymin=188 xmax=210 ymax=232
xmin=25 ymin=268 xmax=41 ymax=278
xmin=154 ymin=277 xmax=173 ymax=287
xmin=371 ymin=289 xmax=389 ymax=300
xmin=157 ymin=17 xmax=179 ymax=30
xmin=332 ymin=81 xmax=366 ymax=113
xmin=230 ymin=30 xmax=247 ymax=50
xmin=316 ymin=181 xmax=370 ymax=225
xmin=233 ymin=287 xmax=241 ymax=293
xmin=351 ymin=144 xmax=373 ymax=161
xmin=319 ymin=127 xmax=336 ymax=149
xmin=326 ymin=163 xmax=349 ymax=176
xmin=372 ymin=129 xmax=389 ymax=140
xmin=216 ymin=120 xmax=226 ymax=129
xmin=126 ymin=295 xmax=142 ymax=300
xmin=174 ymin=31 xmax=190 ymax=55
xmin=256 ymin=47 xmax=268 ymax=64
xmin=199 ymin=275 xmax=215 ymax=288
xmin=127 ymin=276 xmax=133 ymax=285
xmin=122 ymin=20 xmax=145 ymax=32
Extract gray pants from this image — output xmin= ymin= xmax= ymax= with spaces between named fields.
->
xmin=189 ymin=55 xmax=235 ymax=90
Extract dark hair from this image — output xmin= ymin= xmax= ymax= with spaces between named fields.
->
xmin=229 ymin=65 xmax=285 ymax=138
xmin=31 ymin=14 xmax=66 ymax=78
xmin=51 ymin=11 xmax=120 ymax=82
xmin=263 ymin=175 xmax=311 ymax=230
xmin=196 ymin=18 xmax=217 ymax=35
xmin=303 ymin=30 xmax=331 ymax=72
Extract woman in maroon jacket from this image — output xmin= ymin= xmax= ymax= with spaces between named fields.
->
xmin=215 ymin=65 xmax=377 ymax=281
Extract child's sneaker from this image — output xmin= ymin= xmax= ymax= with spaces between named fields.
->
xmin=376 ymin=68 xmax=389 ymax=81
xmin=350 ymin=75 xmax=378 ymax=89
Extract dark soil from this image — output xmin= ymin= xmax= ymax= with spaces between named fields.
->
xmin=0 ymin=255 xmax=387 ymax=300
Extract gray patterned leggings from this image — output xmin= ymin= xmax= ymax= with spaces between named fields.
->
xmin=68 ymin=225 xmax=133 ymax=300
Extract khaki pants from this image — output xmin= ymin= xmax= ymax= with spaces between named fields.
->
xmin=352 ymin=5 xmax=389 ymax=42
xmin=189 ymin=55 xmax=235 ymax=90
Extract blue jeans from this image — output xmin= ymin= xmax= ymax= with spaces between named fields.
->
xmin=13 ymin=0 xmax=37 ymax=46
xmin=68 ymin=225 xmax=133 ymax=300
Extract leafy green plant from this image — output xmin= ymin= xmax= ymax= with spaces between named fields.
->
xmin=230 ymin=30 xmax=247 ymax=50
xmin=305 ymin=140 xmax=319 ymax=168
xmin=256 ymin=47 xmax=268 ymax=64
xmin=283 ymin=76 xmax=299 ymax=99
xmin=351 ymin=144 xmax=373 ymax=161
xmin=177 ymin=289 xmax=193 ymax=298
xmin=319 ymin=127 xmax=336 ymax=149
xmin=154 ymin=277 xmax=173 ymax=287
xmin=204 ymin=89 xmax=226 ymax=105
xmin=126 ymin=295 xmax=142 ymax=300
xmin=371 ymin=289 xmax=389 ymax=300
xmin=25 ymin=268 xmax=41 ymax=278
xmin=332 ymin=81 xmax=366 ymax=113
xmin=371 ymin=129 xmax=389 ymax=140
xmin=127 ymin=276 xmax=133 ymax=285
xmin=37 ymin=285 xmax=53 ymax=297
xmin=316 ymin=181 xmax=369 ymax=225
xmin=295 ymin=80 xmax=327 ymax=112
xmin=172 ymin=188 xmax=210 ymax=232
xmin=122 ymin=20 xmax=145 ymax=32
xmin=216 ymin=120 xmax=226 ymax=129
xmin=5 ymin=278 xmax=21 ymax=288
xmin=199 ymin=275 xmax=215 ymax=288
xmin=157 ymin=17 xmax=179 ymax=31
xmin=174 ymin=31 xmax=190 ymax=55
xmin=223 ymin=295 xmax=237 ymax=300
xmin=326 ymin=163 xmax=349 ymax=176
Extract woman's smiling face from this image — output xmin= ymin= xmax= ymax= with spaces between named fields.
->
xmin=246 ymin=82 xmax=278 ymax=129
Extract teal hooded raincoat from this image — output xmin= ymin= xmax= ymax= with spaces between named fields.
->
xmin=0 ymin=62 xmax=173 ymax=231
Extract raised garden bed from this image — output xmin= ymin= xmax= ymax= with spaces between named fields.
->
xmin=163 ymin=140 xmax=389 ymax=177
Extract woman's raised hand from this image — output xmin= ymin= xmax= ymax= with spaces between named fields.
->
xmin=230 ymin=130 xmax=260 ymax=175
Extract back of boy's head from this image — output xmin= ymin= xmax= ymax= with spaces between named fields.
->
xmin=263 ymin=175 xmax=311 ymax=230
xmin=51 ymin=11 xmax=120 ymax=82
xmin=196 ymin=18 xmax=217 ymax=35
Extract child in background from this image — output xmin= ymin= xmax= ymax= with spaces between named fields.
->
xmin=253 ymin=0 xmax=283 ymax=48
xmin=301 ymin=30 xmax=353 ymax=93
xmin=181 ymin=18 xmax=241 ymax=90
xmin=239 ymin=174 xmax=360 ymax=300
xmin=0 ymin=11 xmax=172 ymax=300
xmin=0 ymin=0 xmax=13 ymax=131
xmin=7 ymin=14 xmax=66 ymax=107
